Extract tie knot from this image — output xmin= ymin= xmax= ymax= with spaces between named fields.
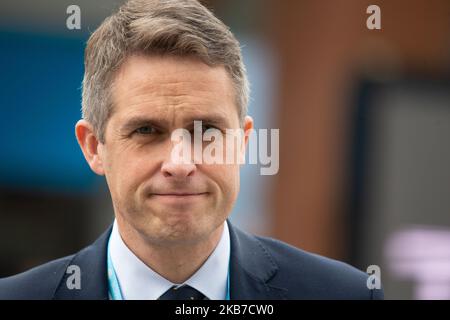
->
xmin=158 ymin=285 xmax=207 ymax=300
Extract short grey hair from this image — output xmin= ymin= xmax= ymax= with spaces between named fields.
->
xmin=82 ymin=0 xmax=250 ymax=143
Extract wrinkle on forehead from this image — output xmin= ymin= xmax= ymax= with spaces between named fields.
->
xmin=110 ymin=54 xmax=238 ymax=128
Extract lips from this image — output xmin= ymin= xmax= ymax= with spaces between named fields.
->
xmin=152 ymin=192 xmax=208 ymax=196
xmin=149 ymin=192 xmax=209 ymax=205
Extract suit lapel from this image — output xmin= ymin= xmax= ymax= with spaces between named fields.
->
xmin=53 ymin=227 xmax=111 ymax=300
xmin=227 ymin=221 xmax=288 ymax=299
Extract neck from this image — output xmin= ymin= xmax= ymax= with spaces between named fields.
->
xmin=115 ymin=218 xmax=224 ymax=284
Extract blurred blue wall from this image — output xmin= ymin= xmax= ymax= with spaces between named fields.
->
xmin=0 ymin=30 xmax=98 ymax=192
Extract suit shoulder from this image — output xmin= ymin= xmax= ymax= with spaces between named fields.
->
xmin=0 ymin=255 xmax=74 ymax=299
xmin=255 ymin=235 xmax=383 ymax=299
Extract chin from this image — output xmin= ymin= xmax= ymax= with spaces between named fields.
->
xmin=148 ymin=225 xmax=208 ymax=246
xmin=160 ymin=215 xmax=221 ymax=242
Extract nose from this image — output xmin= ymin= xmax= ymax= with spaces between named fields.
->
xmin=162 ymin=129 xmax=198 ymax=179
xmin=161 ymin=159 xmax=196 ymax=179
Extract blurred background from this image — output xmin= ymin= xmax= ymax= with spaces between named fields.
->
xmin=0 ymin=0 xmax=449 ymax=299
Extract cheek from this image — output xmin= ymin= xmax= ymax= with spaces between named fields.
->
xmin=104 ymin=150 xmax=146 ymax=201
xmin=205 ymin=164 xmax=240 ymax=203
xmin=223 ymin=167 xmax=240 ymax=213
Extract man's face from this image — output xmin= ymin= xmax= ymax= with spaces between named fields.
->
xmin=96 ymin=54 xmax=250 ymax=246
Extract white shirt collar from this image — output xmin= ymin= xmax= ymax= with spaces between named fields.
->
xmin=109 ymin=219 xmax=230 ymax=300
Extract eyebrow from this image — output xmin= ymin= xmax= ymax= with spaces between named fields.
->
xmin=120 ymin=113 xmax=232 ymax=132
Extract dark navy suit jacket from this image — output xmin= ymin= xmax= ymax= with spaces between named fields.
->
xmin=0 ymin=221 xmax=383 ymax=299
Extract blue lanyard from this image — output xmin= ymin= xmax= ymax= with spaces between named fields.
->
xmin=107 ymin=239 xmax=124 ymax=300
xmin=107 ymin=237 xmax=231 ymax=300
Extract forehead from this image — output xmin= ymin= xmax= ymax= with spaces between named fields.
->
xmin=110 ymin=54 xmax=238 ymax=126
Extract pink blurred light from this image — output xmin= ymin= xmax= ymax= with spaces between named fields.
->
xmin=385 ymin=225 xmax=450 ymax=300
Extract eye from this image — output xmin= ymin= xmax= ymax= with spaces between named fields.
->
xmin=199 ymin=124 xmax=219 ymax=134
xmin=134 ymin=126 xmax=157 ymax=135
xmin=207 ymin=124 xmax=220 ymax=131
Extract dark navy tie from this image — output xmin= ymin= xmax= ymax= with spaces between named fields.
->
xmin=158 ymin=285 xmax=207 ymax=300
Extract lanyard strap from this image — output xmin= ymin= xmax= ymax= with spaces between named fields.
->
xmin=107 ymin=238 xmax=124 ymax=300
xmin=107 ymin=237 xmax=231 ymax=300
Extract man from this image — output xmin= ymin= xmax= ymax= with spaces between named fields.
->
xmin=0 ymin=0 xmax=382 ymax=300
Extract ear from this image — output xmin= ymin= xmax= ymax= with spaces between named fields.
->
xmin=239 ymin=115 xmax=254 ymax=163
xmin=75 ymin=120 xmax=105 ymax=176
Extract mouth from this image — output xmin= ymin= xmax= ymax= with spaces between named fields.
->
xmin=152 ymin=192 xmax=208 ymax=196
xmin=150 ymin=192 xmax=209 ymax=202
